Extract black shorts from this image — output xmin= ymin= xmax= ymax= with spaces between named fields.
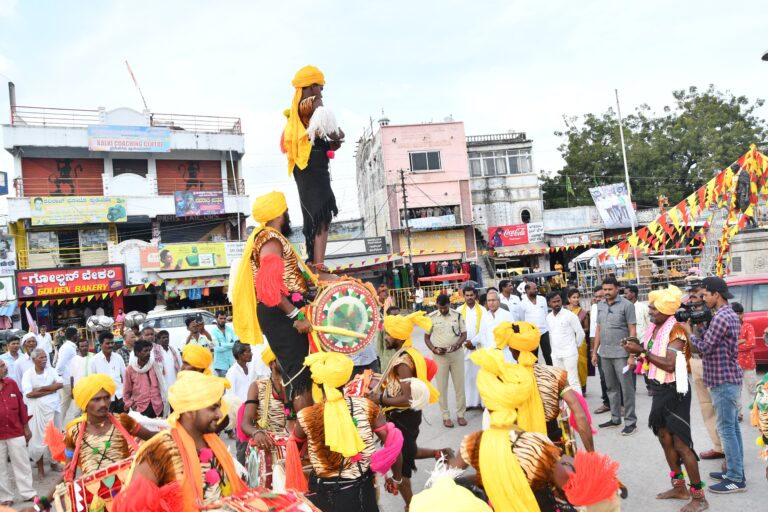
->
xmin=386 ymin=408 xmax=422 ymax=478
xmin=257 ymin=302 xmax=312 ymax=399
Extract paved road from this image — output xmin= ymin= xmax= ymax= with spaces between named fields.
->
xmin=11 ymin=328 xmax=767 ymax=511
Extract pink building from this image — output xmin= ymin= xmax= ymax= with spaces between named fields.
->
xmin=356 ymin=118 xmax=477 ymax=276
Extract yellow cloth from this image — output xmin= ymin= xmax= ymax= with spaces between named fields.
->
xmin=411 ymin=476 xmax=492 ymax=511
xmin=284 ymin=65 xmax=325 ymax=175
xmin=67 ymin=374 xmax=117 ymax=430
xmin=648 ymin=285 xmax=683 ymax=316
xmin=261 ymin=346 xmax=276 ymax=366
xmin=181 ymin=344 xmax=213 ymax=375
xmin=251 ymin=191 xmax=288 ymax=225
xmin=383 ymin=312 xmax=439 ymax=404
xmin=492 ymin=321 xmax=547 ymax=434
xmin=167 ymin=371 xmax=231 ymax=426
xmin=460 ymin=303 xmax=483 ymax=337
xmin=471 ymin=349 xmax=541 ymax=512
xmin=303 ymin=352 xmax=365 ymax=457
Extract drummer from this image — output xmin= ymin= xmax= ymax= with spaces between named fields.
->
xmin=233 ymin=190 xmax=337 ymax=414
xmin=239 ymin=346 xmax=290 ymax=465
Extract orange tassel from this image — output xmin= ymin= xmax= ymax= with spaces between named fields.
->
xmin=285 ymin=433 xmax=308 ymax=492
xmin=751 ymin=404 xmax=759 ymax=427
xmin=563 ymin=450 xmax=620 ymax=506
xmin=255 ymin=253 xmax=289 ymax=307
xmin=44 ymin=420 xmax=66 ymax=463
xmin=113 ymin=475 xmax=183 ymax=512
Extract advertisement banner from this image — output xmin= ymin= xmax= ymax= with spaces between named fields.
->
xmin=488 ymin=222 xmax=544 ymax=247
xmin=174 ymin=190 xmax=225 ymax=217
xmin=588 ymin=183 xmax=637 ymax=229
xmin=407 ymin=215 xmax=456 ymax=230
xmin=87 ymin=125 xmax=171 ymax=153
xmin=401 ymin=230 xmax=466 ymax=254
xmin=145 ymin=243 xmax=227 ymax=271
xmin=30 ymin=196 xmax=127 ymax=226
xmin=16 ymin=264 xmax=125 ymax=298
xmin=0 ymin=236 xmax=17 ymax=277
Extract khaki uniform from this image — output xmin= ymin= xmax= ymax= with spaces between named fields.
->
xmin=428 ymin=310 xmax=467 ymax=420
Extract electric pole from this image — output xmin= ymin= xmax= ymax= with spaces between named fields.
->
xmin=398 ymin=168 xmax=415 ymax=282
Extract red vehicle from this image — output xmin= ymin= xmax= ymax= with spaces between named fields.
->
xmin=725 ymin=273 xmax=768 ymax=365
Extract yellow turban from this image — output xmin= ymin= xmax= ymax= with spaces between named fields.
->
xmin=383 ymin=312 xmax=439 ymax=404
xmin=649 ymin=285 xmax=683 ymax=316
xmin=73 ymin=373 xmax=116 ymax=411
xmin=182 ymin=344 xmax=213 ymax=375
xmin=411 ymin=475 xmax=492 ymax=512
xmin=251 ymin=191 xmax=288 ymax=226
xmin=284 ymin=65 xmax=326 ymax=175
xmin=167 ymin=370 xmax=230 ymax=426
xmin=261 ymin=346 xmax=276 ymax=367
xmin=304 ymin=352 xmax=365 ymax=457
xmin=492 ymin=321 xmax=546 ymax=433
xmin=471 ymin=349 xmax=541 ymax=512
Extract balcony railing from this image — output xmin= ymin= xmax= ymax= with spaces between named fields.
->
xmin=18 ymin=246 xmax=109 ymax=270
xmin=15 ymin=176 xmax=246 ymax=198
xmin=466 ymin=132 xmax=529 ymax=145
xmin=15 ymin=177 xmax=105 ymax=197
xmin=10 ymin=106 xmax=242 ymax=135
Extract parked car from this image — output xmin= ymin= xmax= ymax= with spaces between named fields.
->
xmin=725 ymin=273 xmax=768 ymax=365
xmin=142 ymin=309 xmax=219 ymax=353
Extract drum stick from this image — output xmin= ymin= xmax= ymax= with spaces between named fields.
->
xmin=311 ymin=324 xmax=366 ymax=339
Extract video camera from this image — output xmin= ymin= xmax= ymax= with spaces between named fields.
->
xmin=674 ymin=303 xmax=712 ymax=325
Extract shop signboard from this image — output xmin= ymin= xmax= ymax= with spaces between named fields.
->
xmin=407 ymin=214 xmax=456 ymax=230
xmin=30 ymin=196 xmax=127 ymax=226
xmin=588 ymin=182 xmax=637 ymax=229
xmin=142 ymin=243 xmax=227 ymax=271
xmin=16 ymin=264 xmax=125 ymax=298
xmin=488 ymin=222 xmax=544 ymax=247
xmin=400 ymin=229 xmax=466 ymax=254
xmin=87 ymin=125 xmax=171 ymax=153
xmin=0 ymin=236 xmax=17 ymax=277
xmin=173 ymin=190 xmax=225 ymax=217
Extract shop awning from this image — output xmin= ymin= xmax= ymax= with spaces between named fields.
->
xmin=158 ymin=269 xmax=230 ymax=280
xmin=159 ymin=268 xmax=230 ymax=291
xmin=493 ymin=242 xmax=549 ymax=256
xmin=326 ymin=254 xmax=402 ymax=272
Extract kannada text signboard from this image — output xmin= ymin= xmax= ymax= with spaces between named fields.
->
xmin=174 ymin=190 xmax=225 ymax=217
xmin=30 ymin=196 xmax=127 ymax=226
xmin=16 ymin=264 xmax=125 ymax=298
xmin=87 ymin=125 xmax=171 ymax=153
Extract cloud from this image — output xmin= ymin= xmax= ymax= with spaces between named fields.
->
xmin=0 ymin=0 xmax=16 ymax=17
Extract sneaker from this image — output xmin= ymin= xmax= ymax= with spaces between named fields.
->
xmin=709 ymin=478 xmax=746 ymax=494
xmin=708 ymin=471 xmax=725 ymax=481
xmin=598 ymin=420 xmax=621 ymax=429
xmin=620 ymin=425 xmax=637 ymax=436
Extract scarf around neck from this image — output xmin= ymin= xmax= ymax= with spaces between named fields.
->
xmin=461 ymin=303 xmax=483 ymax=336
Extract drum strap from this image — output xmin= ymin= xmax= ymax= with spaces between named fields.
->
xmin=63 ymin=414 xmax=138 ymax=482
xmin=258 ymin=380 xmax=272 ymax=429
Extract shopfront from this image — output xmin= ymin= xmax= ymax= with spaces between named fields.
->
xmin=16 ymin=264 xmax=126 ymax=331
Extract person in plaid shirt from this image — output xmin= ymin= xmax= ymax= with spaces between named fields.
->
xmin=682 ymin=277 xmax=745 ymax=493
xmin=731 ymin=302 xmax=757 ymax=422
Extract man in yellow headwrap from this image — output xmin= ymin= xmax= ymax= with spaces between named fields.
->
xmin=493 ymin=321 xmax=595 ymax=453
xmin=52 ymin=374 xmax=155 ymax=510
xmin=232 ymin=190 xmax=335 ymax=415
xmin=622 ymin=285 xmax=708 ymax=511
xmin=290 ymin=351 xmax=402 ymax=511
xmin=367 ymin=312 xmax=449 ymax=510
xmin=281 ymin=65 xmax=345 ymax=269
xmin=117 ymin=371 xmax=246 ymax=511
xmin=181 ymin=342 xmax=213 ymax=374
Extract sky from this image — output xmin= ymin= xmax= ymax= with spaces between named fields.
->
xmin=1 ymin=0 xmax=768 ymax=222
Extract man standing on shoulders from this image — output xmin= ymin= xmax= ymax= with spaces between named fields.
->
xmin=211 ymin=311 xmax=235 ymax=377
xmin=88 ymin=332 xmax=126 ymax=413
xmin=35 ymin=324 xmax=53 ymax=362
xmin=592 ymin=277 xmax=637 ymax=435
xmin=519 ymin=282 xmax=552 ymax=365
xmin=0 ymin=359 xmax=35 ymax=507
xmin=546 ymin=292 xmax=585 ymax=391
xmin=498 ymin=279 xmax=520 ymax=320
xmin=460 ymin=286 xmax=489 ymax=410
xmin=682 ymin=277 xmax=746 ymax=493
xmin=625 ymin=285 xmax=650 ymax=339
xmin=484 ymin=290 xmax=513 ymax=362
xmin=425 ymin=294 xmax=467 ymax=428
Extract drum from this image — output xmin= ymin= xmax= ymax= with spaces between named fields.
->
xmin=309 ymin=279 xmax=380 ymax=354
xmin=201 ymin=488 xmax=320 ymax=511
xmin=53 ymin=457 xmax=134 ymax=512
xmin=245 ymin=434 xmax=288 ymax=489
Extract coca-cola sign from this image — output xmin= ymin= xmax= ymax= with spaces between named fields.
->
xmin=488 ymin=222 xmax=544 ymax=247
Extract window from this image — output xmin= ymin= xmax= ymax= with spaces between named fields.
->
xmin=506 ymin=149 xmax=533 ymax=175
xmin=409 ymin=151 xmax=441 ymax=172
xmin=752 ymin=284 xmax=768 ymax=312
xmin=468 ymin=154 xmax=482 ymax=177
xmin=113 ymin=159 xmax=148 ymax=177
xmin=727 ymin=285 xmax=746 ymax=307
xmin=521 ymin=209 xmax=531 ymax=223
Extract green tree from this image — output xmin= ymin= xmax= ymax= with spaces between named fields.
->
xmin=541 ymin=86 xmax=766 ymax=209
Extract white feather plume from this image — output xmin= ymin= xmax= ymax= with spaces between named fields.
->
xmin=127 ymin=409 xmax=169 ymax=432
xmin=675 ymin=351 xmax=689 ymax=395
xmin=306 ymin=106 xmax=339 ymax=145
xmin=424 ymin=456 xmax=465 ymax=489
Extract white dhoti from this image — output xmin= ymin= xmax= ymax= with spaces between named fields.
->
xmin=27 ymin=398 xmax=59 ymax=462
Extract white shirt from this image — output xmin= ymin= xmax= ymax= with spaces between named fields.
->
xmin=70 ymin=354 xmax=94 ymax=386
xmin=589 ymin=303 xmax=600 ymax=338
xmin=519 ymin=295 xmax=549 ymax=334
xmin=414 ymin=288 xmax=424 ymax=304
xmin=89 ymin=352 xmax=126 ymax=399
xmin=546 ymin=308 xmax=586 ymax=358
xmin=225 ymin=363 xmax=251 ymax=402
xmin=633 ymin=301 xmax=650 ymax=340
xmin=462 ymin=304 xmax=490 ymax=359
xmin=158 ymin=345 xmax=182 ymax=389
xmin=55 ymin=340 xmax=78 ymax=382
xmin=517 ymin=281 xmax=528 ymax=295
xmin=248 ymin=343 xmax=272 ymax=379
xmin=22 ymin=366 xmax=63 ymax=411
xmin=36 ymin=333 xmax=53 ymax=355
xmin=499 ymin=294 xmax=521 ymax=321
xmin=485 ymin=307 xmax=516 ymax=363
xmin=14 ymin=353 xmax=34 ymax=385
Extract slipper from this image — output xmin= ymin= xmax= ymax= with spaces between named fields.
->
xmin=443 ymin=419 xmax=454 ymax=428
xmin=457 ymin=417 xmax=468 ymax=427
xmin=1 ymin=501 xmax=14 ymax=507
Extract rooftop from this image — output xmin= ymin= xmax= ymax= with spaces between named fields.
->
xmin=466 ymin=132 xmax=531 ymax=146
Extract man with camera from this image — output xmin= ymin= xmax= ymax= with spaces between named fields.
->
xmin=681 ymin=277 xmax=745 ymax=493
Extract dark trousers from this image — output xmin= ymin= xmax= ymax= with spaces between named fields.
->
xmin=597 ymin=358 xmax=610 ymax=407
xmin=109 ymin=398 xmax=124 ymax=414
xmin=535 ymin=332 xmax=552 ymax=365
xmin=308 ymin=472 xmax=378 ymax=512
xmin=140 ymin=405 xmax=158 ymax=419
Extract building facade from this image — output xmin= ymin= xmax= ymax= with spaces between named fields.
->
xmin=356 ymin=120 xmax=477 ymax=284
xmin=3 ymin=98 xmax=247 ymax=329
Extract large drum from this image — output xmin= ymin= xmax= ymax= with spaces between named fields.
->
xmin=309 ymin=279 xmax=380 ymax=354
xmin=245 ymin=434 xmax=288 ymax=489
xmin=52 ymin=457 xmax=134 ymax=512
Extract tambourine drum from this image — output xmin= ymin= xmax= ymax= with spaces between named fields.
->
xmin=310 ymin=280 xmax=380 ymax=354
xmin=53 ymin=457 xmax=134 ymax=512
xmin=201 ymin=487 xmax=320 ymax=511
xmin=245 ymin=434 xmax=288 ymax=489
